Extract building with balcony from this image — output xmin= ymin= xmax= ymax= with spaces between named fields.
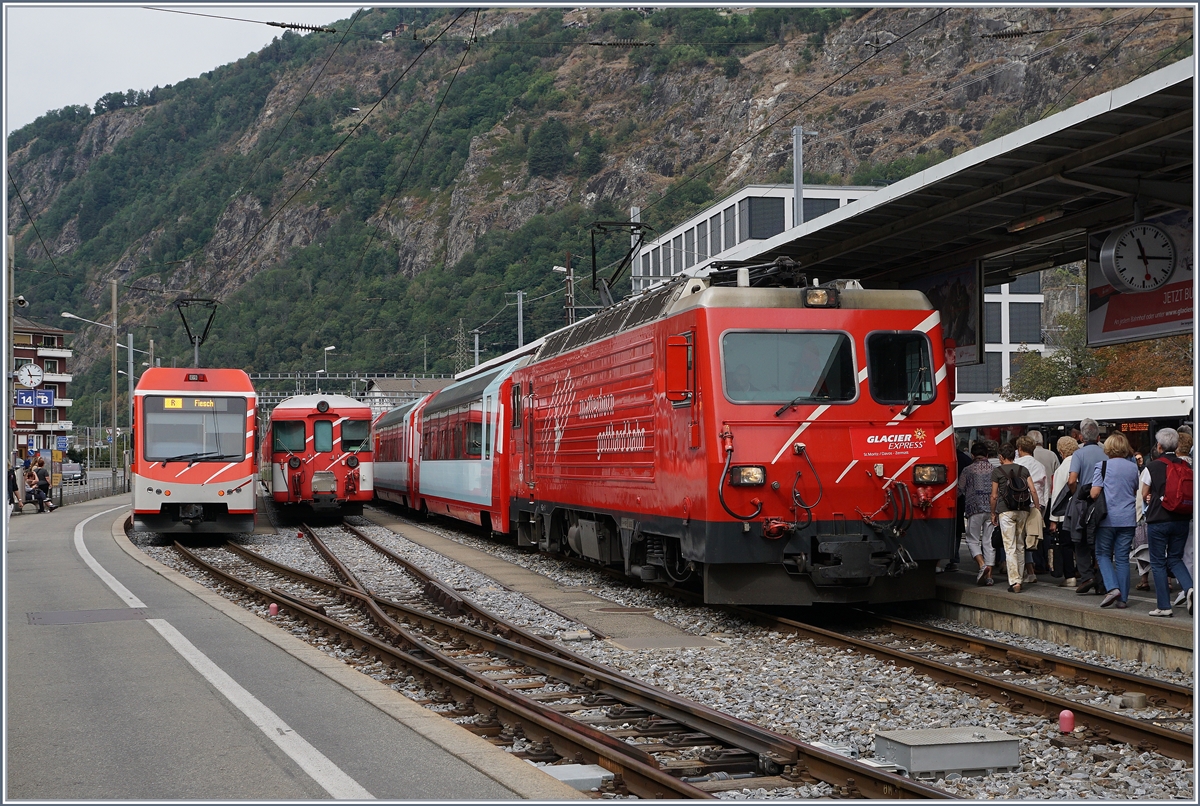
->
xmin=11 ymin=315 xmax=74 ymax=458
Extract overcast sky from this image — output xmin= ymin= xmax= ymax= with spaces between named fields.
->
xmin=4 ymin=4 xmax=355 ymax=134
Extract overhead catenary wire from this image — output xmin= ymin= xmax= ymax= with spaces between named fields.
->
xmin=222 ymin=9 xmax=473 ymax=288
xmin=354 ymin=9 xmax=481 ymax=272
xmin=634 ymin=9 xmax=949 ymax=223
xmin=1036 ymin=8 xmax=1159 ymax=121
xmin=7 ymin=169 xmax=69 ymax=277
xmin=144 ymin=6 xmax=336 ymax=33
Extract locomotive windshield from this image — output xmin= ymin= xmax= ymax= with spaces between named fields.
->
xmin=273 ymin=421 xmax=305 ymax=452
xmin=722 ymin=331 xmax=855 ymax=403
xmin=142 ymin=396 xmax=247 ymax=462
xmin=866 ymin=332 xmax=935 ymax=405
xmin=342 ymin=420 xmax=370 ymax=451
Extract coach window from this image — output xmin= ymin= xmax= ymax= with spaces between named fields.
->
xmin=342 ymin=420 xmax=370 ymax=452
xmin=866 ymin=331 xmax=935 ymax=406
xmin=274 ymin=421 xmax=305 ymax=452
xmin=721 ymin=331 xmax=856 ymax=404
xmin=314 ymin=420 xmax=333 ymax=453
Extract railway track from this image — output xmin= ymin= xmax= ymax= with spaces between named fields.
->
xmin=171 ymin=523 xmax=952 ymax=799
xmin=481 ymin=524 xmax=1194 ymax=762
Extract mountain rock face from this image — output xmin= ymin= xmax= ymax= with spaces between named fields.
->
xmin=7 ymin=6 xmax=1191 ymax=382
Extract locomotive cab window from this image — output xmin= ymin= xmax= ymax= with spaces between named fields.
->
xmin=273 ymin=421 xmax=305 ymax=452
xmin=341 ymin=420 xmax=370 ymax=452
xmin=314 ymin=420 xmax=333 ymax=453
xmin=511 ymin=383 xmax=522 ymax=428
xmin=866 ymin=331 xmax=935 ymax=405
xmin=721 ymin=331 xmax=856 ymax=403
xmin=142 ymin=396 xmax=247 ymax=462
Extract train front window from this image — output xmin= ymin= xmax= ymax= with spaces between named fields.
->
xmin=867 ymin=332 xmax=935 ymax=406
xmin=341 ymin=420 xmax=370 ymax=452
xmin=721 ymin=332 xmax=855 ymax=403
xmin=273 ymin=421 xmax=305 ymax=452
xmin=143 ymin=396 xmax=246 ymax=462
xmin=314 ymin=420 xmax=333 ymax=453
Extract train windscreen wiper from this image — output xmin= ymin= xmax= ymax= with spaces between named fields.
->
xmin=160 ymin=451 xmax=241 ymax=468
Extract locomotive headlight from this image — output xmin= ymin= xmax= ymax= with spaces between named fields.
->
xmin=728 ymin=465 xmax=766 ymax=486
xmin=316 ymin=400 xmax=330 ymax=413
xmin=288 ymin=456 xmax=301 ymax=469
xmin=347 ymin=455 xmax=359 ymax=468
xmin=913 ymin=464 xmax=947 ymax=485
xmin=803 ymin=287 xmax=839 ymax=308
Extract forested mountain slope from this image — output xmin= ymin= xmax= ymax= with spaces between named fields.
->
xmin=7 ymin=6 xmax=1191 ymax=414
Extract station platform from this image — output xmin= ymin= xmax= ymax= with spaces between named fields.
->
xmin=5 ymin=495 xmax=580 ymax=800
xmin=924 ymin=548 xmax=1194 ymax=673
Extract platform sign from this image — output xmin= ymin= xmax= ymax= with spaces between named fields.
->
xmin=26 ymin=437 xmax=34 ymax=447
xmin=56 ymin=437 xmax=68 ymax=450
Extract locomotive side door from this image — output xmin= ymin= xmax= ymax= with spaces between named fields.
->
xmin=524 ymin=387 xmax=537 ymax=492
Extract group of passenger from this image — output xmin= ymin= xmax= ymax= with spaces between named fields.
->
xmin=952 ymin=419 xmax=1193 ymax=617
xmin=6 ymin=455 xmax=55 ymax=514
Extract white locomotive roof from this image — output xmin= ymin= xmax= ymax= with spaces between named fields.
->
xmin=272 ymin=393 xmax=370 ymax=411
xmin=952 ymin=387 xmax=1194 ymax=428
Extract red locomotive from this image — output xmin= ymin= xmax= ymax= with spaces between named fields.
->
xmin=376 ymin=265 xmax=957 ymax=605
xmin=264 ymin=394 xmax=374 ymax=517
xmin=132 ymin=368 xmax=259 ymax=534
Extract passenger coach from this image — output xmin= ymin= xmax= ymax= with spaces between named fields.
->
xmin=131 ymin=368 xmax=258 ymax=533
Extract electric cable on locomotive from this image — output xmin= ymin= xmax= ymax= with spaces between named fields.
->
xmin=717 ymin=425 xmax=763 ymax=522
xmin=789 ymin=443 xmax=824 ymax=530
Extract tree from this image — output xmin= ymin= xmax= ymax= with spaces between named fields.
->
xmin=1004 ymin=311 xmax=1105 ymax=400
xmin=1082 ymin=334 xmax=1193 ymax=393
xmin=527 ymin=118 xmax=569 ymax=177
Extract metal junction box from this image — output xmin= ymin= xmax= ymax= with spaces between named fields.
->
xmin=873 ymin=727 xmax=1020 ymax=779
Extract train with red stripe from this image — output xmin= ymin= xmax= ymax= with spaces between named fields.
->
xmin=374 ymin=263 xmax=957 ymax=605
xmin=132 ymin=368 xmax=259 ymax=534
xmin=263 ymin=394 xmax=374 ymax=517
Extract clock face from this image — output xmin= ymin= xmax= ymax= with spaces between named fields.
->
xmin=17 ymin=364 xmax=43 ymax=388
xmin=1099 ymin=223 xmax=1178 ymax=292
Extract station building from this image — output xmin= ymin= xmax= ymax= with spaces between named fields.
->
xmin=10 ymin=315 xmax=74 ymax=458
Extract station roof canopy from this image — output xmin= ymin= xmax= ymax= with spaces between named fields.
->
xmin=726 ymin=58 xmax=1193 ymax=288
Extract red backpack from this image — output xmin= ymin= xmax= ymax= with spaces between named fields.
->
xmin=1159 ymin=456 xmax=1193 ymax=516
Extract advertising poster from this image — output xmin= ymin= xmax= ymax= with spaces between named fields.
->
xmin=903 ymin=262 xmax=982 ymax=366
xmin=1087 ymin=209 xmax=1193 ymax=347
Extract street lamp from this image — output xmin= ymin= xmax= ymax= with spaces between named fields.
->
xmin=323 ymin=345 xmax=336 ymax=374
xmin=63 ymin=282 xmax=119 ymax=494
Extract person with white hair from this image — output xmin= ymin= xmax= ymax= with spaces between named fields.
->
xmin=1141 ymin=427 xmax=1193 ymax=616
xmin=1028 ymin=429 xmax=1060 ymax=481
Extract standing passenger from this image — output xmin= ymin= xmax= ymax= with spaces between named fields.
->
xmin=1090 ymin=433 xmax=1140 ymax=609
xmin=1141 ymin=428 xmax=1193 ymax=616
xmin=991 ymin=443 xmax=1038 ymax=593
xmin=1068 ymin=418 xmax=1107 ymax=593
xmin=1048 ymin=436 xmax=1080 ymax=585
xmin=959 ymin=441 xmax=996 ymax=585
xmin=1029 ymin=429 xmax=1060 ymax=481
xmin=1015 ymin=436 xmax=1048 ymax=583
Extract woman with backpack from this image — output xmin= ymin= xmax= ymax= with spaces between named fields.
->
xmin=991 ymin=443 xmax=1040 ymax=593
xmin=1088 ymin=433 xmax=1140 ymax=609
xmin=1141 ymin=428 xmax=1193 ymax=616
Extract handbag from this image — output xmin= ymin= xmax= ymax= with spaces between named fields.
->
xmin=1083 ymin=461 xmax=1109 ymax=533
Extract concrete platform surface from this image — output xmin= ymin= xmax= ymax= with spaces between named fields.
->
xmin=5 ymin=495 xmax=580 ymax=801
xmin=931 ymin=548 xmax=1193 ymax=672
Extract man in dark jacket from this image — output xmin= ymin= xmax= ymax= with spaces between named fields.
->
xmin=1067 ymin=418 xmax=1107 ymax=592
xmin=1142 ymin=428 xmax=1193 ymax=616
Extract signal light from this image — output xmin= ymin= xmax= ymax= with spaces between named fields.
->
xmin=185 ymin=373 xmax=207 ymax=382
xmin=347 ymin=456 xmax=359 ymax=468
xmin=288 ymin=456 xmax=301 ymax=469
